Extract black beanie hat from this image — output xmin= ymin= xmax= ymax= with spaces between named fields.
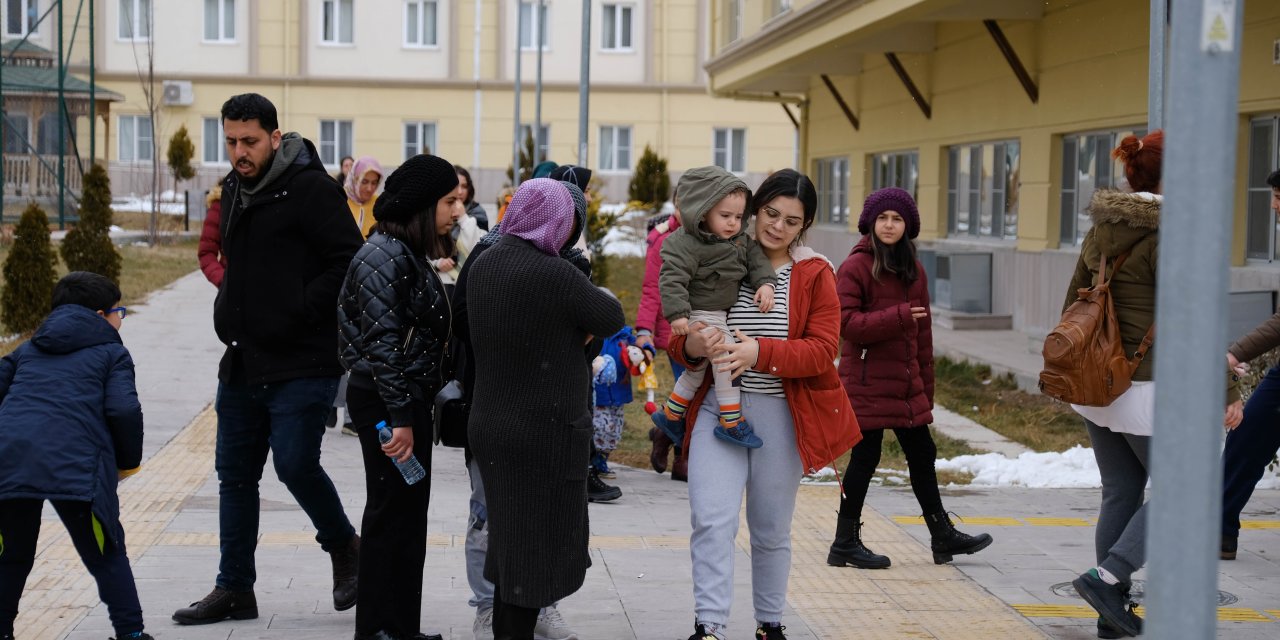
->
xmin=549 ymin=164 xmax=593 ymax=192
xmin=373 ymin=154 xmax=460 ymax=223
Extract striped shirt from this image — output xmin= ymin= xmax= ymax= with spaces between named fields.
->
xmin=728 ymin=262 xmax=793 ymax=397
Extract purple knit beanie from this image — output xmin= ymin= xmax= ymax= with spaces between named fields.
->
xmin=858 ymin=187 xmax=920 ymax=239
xmin=501 ymin=178 xmax=574 ymax=255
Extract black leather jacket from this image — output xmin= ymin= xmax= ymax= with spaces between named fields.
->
xmin=338 ymin=231 xmax=451 ymax=426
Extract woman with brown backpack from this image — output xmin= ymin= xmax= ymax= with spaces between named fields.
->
xmin=1060 ymin=130 xmax=1243 ymax=638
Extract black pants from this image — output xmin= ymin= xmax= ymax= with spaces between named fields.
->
xmin=839 ymin=427 xmax=944 ymax=518
xmin=347 ymin=384 xmax=433 ymax=638
xmin=0 ymin=499 xmax=144 ymax=637
xmin=492 ymin=584 xmax=539 ymax=640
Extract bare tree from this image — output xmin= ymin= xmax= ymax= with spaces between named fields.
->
xmin=124 ymin=0 xmax=162 ymax=245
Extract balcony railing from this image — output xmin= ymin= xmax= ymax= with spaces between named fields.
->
xmin=3 ymin=153 xmax=84 ymax=199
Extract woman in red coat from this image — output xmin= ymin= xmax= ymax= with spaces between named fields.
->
xmin=829 ymin=187 xmax=992 ymax=570
xmin=198 ymin=186 xmax=226 ymax=288
xmin=669 ymin=169 xmax=859 ymax=640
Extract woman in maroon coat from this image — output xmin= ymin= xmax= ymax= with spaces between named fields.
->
xmin=828 ymin=187 xmax=992 ymax=570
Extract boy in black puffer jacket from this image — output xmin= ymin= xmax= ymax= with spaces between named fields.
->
xmin=0 ymin=272 xmax=150 ymax=640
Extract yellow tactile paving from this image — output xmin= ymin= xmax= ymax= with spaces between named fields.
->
xmin=1240 ymin=520 xmax=1280 ymax=529
xmin=13 ymin=405 xmax=219 ymax=640
xmin=788 ymin=485 xmax=1046 ymax=639
xmin=1023 ymin=517 xmax=1092 ymax=527
xmin=1014 ymin=604 xmax=1275 ymax=623
xmin=1267 ymin=609 xmax=1280 ymax=619
xmin=892 ymin=515 xmax=1023 ymax=526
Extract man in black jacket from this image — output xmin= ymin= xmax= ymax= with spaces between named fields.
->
xmin=173 ymin=93 xmax=364 ymax=626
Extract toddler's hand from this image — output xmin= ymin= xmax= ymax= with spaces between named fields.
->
xmin=754 ymin=285 xmax=775 ymax=313
xmin=671 ymin=318 xmax=689 ymax=336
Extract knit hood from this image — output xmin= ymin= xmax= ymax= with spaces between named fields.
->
xmin=676 ymin=166 xmax=750 ymax=243
xmin=238 ymin=132 xmax=307 ymax=208
xmin=1085 ymin=190 xmax=1161 ymax=257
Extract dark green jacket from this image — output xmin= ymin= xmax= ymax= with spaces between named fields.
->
xmin=658 ymin=207 xmax=775 ymax=322
xmin=1065 ymin=190 xmax=1239 ymax=401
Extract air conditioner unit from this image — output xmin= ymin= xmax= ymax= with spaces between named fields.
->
xmin=162 ymin=80 xmax=194 ymax=106
xmin=934 ymin=252 xmax=993 ymax=314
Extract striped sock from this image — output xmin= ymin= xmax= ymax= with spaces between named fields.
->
xmin=719 ymin=403 xmax=742 ymax=429
xmin=663 ymin=392 xmax=691 ymax=421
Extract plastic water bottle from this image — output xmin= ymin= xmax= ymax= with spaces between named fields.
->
xmin=376 ymin=421 xmax=426 ymax=485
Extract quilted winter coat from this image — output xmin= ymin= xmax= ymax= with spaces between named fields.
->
xmin=338 ymin=230 xmax=451 ymax=427
xmin=836 ymin=235 xmax=934 ymax=430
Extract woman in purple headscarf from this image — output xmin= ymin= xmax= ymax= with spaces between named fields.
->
xmin=465 ymin=178 xmax=625 ymax=639
xmin=345 ymin=156 xmax=385 ymax=238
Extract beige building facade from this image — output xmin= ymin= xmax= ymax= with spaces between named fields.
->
xmin=706 ymin=0 xmax=1280 ymax=337
xmin=2 ymin=0 xmax=797 ymax=206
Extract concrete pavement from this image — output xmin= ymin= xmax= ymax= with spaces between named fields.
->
xmin=12 ymin=270 xmax=1280 ymax=639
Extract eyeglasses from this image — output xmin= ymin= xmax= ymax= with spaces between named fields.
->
xmin=761 ymin=206 xmax=805 ymax=230
xmin=106 ymin=306 xmax=127 ymax=319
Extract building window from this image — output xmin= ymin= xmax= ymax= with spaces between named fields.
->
xmin=815 ymin=157 xmax=849 ymax=225
xmin=202 ymin=117 xmax=229 ymax=164
xmin=770 ymin=0 xmax=790 ymax=16
xmin=6 ymin=0 xmax=38 ymax=36
xmin=518 ymin=2 xmax=548 ymax=51
xmin=319 ymin=119 xmax=354 ymax=166
xmin=726 ymin=0 xmax=742 ymax=42
xmin=713 ymin=127 xmax=745 ymax=174
xmin=870 ymin=150 xmax=918 ymax=198
xmin=119 ymin=115 xmax=153 ymax=163
xmin=36 ymin=112 xmax=73 ymax=155
xmin=404 ymin=121 xmax=437 ymax=160
xmin=947 ymin=141 xmax=1020 ymax=240
xmin=601 ymin=4 xmax=632 ymax=51
xmin=404 ymin=0 xmax=438 ymax=48
xmin=3 ymin=114 xmax=30 ymax=153
xmin=321 ymin=0 xmax=353 ymax=44
xmin=598 ymin=125 xmax=631 ymax=172
xmin=1246 ymin=116 xmax=1280 ymax=261
xmin=521 ymin=123 xmax=550 ymax=163
xmin=203 ymin=0 xmax=234 ymax=42
xmin=118 ymin=0 xmax=150 ymax=40
xmin=1059 ymin=127 xmax=1146 ymax=247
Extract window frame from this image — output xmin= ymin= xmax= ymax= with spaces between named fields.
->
xmin=520 ymin=123 xmax=551 ymax=164
xmin=202 ymin=0 xmax=235 ymax=43
xmin=118 ymin=114 xmax=154 ymax=164
xmin=600 ymin=3 xmax=633 ymax=52
xmin=318 ymin=118 xmax=354 ymax=167
xmin=117 ymin=0 xmax=151 ymax=41
xmin=518 ymin=1 xmax=549 ymax=51
xmin=2 ymin=112 xmax=31 ymax=154
xmin=946 ymin=139 xmax=1021 ymax=241
xmin=202 ymin=116 xmax=229 ymax=165
xmin=5 ymin=0 xmax=39 ymax=37
xmin=814 ymin=156 xmax=849 ymax=226
xmin=1058 ymin=127 xmax=1147 ymax=247
xmin=726 ymin=0 xmax=742 ymax=43
xmin=869 ymin=149 xmax=919 ymax=199
xmin=403 ymin=121 xmax=438 ymax=161
xmin=598 ymin=125 xmax=632 ymax=173
xmin=712 ymin=127 xmax=746 ymax=175
xmin=403 ymin=0 xmax=439 ymax=49
xmin=320 ymin=0 xmax=354 ymax=46
xmin=1245 ymin=115 xmax=1280 ymax=262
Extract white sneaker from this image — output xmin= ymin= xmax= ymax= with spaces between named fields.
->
xmin=534 ymin=604 xmax=579 ymax=640
xmin=472 ymin=607 xmax=494 ymax=640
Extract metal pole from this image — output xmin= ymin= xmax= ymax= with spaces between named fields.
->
xmin=534 ymin=0 xmax=544 ymax=166
xmin=512 ymin=2 xmax=523 ymax=188
xmin=90 ymin=0 xmax=95 ymax=164
xmin=472 ymin=0 xmax=482 ymax=170
xmin=577 ymin=0 xmax=591 ymax=167
xmin=1146 ymin=1 xmax=1244 ymax=638
xmin=57 ymin=0 xmax=66 ymax=228
xmin=1148 ymin=0 xmax=1166 ymax=130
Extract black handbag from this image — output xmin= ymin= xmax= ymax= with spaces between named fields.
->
xmin=433 ymin=379 xmax=470 ymax=448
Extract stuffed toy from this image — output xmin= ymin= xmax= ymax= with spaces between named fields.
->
xmin=628 ymin=345 xmax=661 ymax=415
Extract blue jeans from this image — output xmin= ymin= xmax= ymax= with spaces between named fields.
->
xmin=214 ymin=376 xmax=355 ymax=592
xmin=1222 ymin=366 xmax=1280 ymax=537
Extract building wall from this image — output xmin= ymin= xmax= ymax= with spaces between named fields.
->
xmin=13 ymin=0 xmax=796 ymax=208
xmin=721 ymin=0 xmax=1280 ymax=336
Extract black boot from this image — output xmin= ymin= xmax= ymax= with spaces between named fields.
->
xmin=172 ymin=586 xmax=258 ymax=625
xmin=924 ymin=511 xmax=992 ymax=564
xmin=330 ymin=534 xmax=360 ymax=611
xmin=827 ymin=517 xmax=891 ymax=569
xmin=1221 ymin=534 xmax=1238 ymax=560
xmin=587 ymin=468 xmax=622 ymax=502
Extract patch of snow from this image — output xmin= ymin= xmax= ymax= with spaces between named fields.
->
xmin=111 ymin=195 xmax=185 ymax=216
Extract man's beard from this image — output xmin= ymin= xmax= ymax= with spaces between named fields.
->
xmin=238 ymin=150 xmax=275 ymax=185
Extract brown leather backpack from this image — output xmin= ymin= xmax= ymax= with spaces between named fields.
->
xmin=1039 ymin=252 xmax=1155 ymax=407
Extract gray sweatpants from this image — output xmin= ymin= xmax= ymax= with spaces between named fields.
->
xmin=688 ymin=391 xmax=802 ymax=629
xmin=1085 ymin=419 xmax=1150 ymax=582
